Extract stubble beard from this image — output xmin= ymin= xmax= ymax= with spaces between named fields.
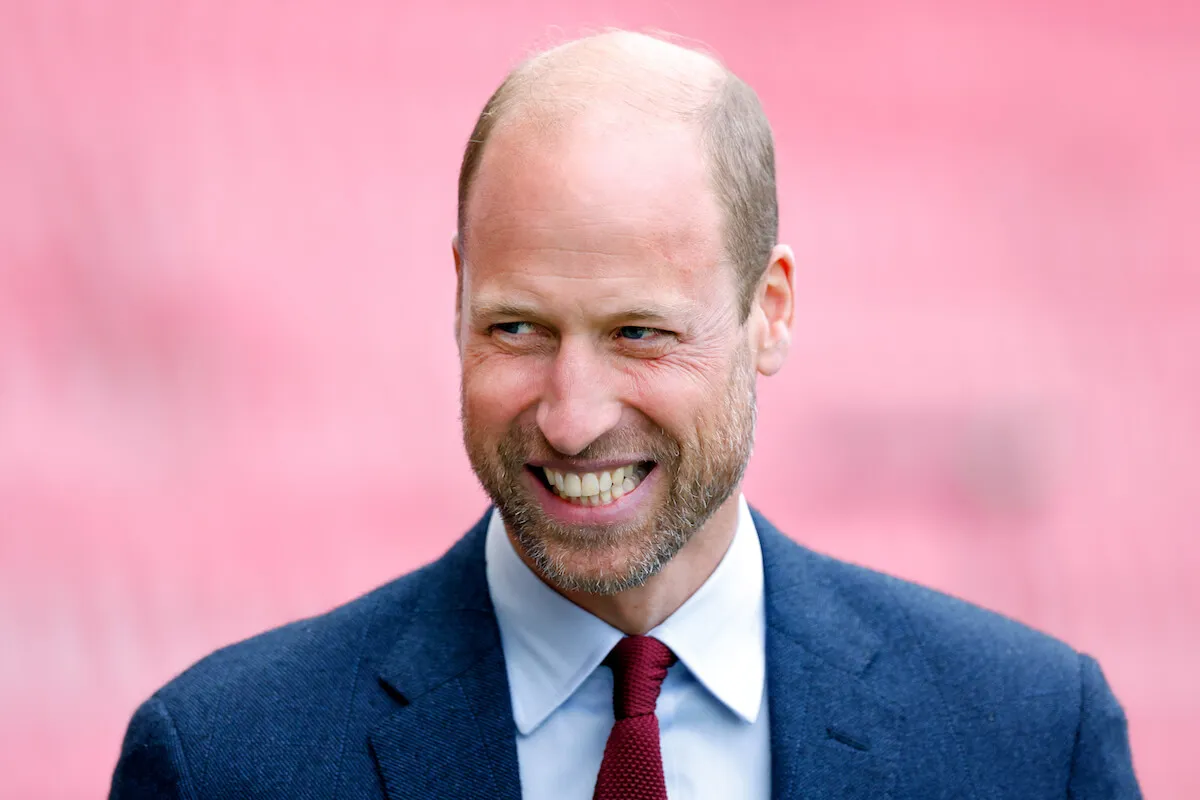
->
xmin=462 ymin=349 xmax=757 ymax=595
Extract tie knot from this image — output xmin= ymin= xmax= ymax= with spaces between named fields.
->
xmin=605 ymin=635 xmax=676 ymax=719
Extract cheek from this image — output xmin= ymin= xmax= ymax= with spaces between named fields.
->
xmin=622 ymin=357 xmax=729 ymax=442
xmin=462 ymin=349 xmax=545 ymax=429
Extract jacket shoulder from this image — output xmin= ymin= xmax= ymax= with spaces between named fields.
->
xmin=756 ymin=514 xmax=1140 ymax=796
xmin=150 ymin=515 xmax=491 ymax=717
xmin=151 ymin=560 xmax=425 ymax=728
xmin=831 ymin=548 xmax=1076 ymax=693
xmin=758 ymin=518 xmax=1083 ymax=707
xmin=112 ymin=516 xmax=494 ymax=796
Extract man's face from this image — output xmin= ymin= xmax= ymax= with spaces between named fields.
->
xmin=457 ymin=114 xmax=758 ymax=594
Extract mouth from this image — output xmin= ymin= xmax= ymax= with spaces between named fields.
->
xmin=528 ymin=462 xmax=655 ymax=507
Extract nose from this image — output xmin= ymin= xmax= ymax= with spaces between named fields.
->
xmin=535 ymin=338 xmax=623 ymax=456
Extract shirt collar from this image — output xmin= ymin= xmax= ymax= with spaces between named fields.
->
xmin=485 ymin=495 xmax=766 ymax=735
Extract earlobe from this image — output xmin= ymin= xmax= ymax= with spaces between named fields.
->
xmin=754 ymin=244 xmax=796 ymax=377
xmin=756 ymin=335 xmax=790 ymax=376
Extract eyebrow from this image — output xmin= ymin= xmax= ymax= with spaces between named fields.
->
xmin=470 ymin=300 xmax=682 ymax=326
xmin=470 ymin=301 xmax=543 ymax=322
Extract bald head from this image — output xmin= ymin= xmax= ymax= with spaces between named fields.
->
xmin=457 ymin=31 xmax=778 ymax=318
xmin=487 ymin=31 xmax=724 ymax=121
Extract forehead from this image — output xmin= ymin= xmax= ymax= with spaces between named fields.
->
xmin=462 ymin=112 xmax=732 ymax=306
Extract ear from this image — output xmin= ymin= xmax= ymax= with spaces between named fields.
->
xmin=752 ymin=244 xmax=795 ymax=377
xmin=452 ymin=234 xmax=464 ymax=353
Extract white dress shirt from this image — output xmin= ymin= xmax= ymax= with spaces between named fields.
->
xmin=485 ymin=495 xmax=770 ymax=799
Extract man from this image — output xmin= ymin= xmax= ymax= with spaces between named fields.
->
xmin=111 ymin=31 xmax=1141 ymax=799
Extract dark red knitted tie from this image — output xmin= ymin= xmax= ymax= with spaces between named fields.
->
xmin=593 ymin=635 xmax=678 ymax=800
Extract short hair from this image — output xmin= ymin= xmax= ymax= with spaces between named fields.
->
xmin=456 ymin=33 xmax=778 ymax=320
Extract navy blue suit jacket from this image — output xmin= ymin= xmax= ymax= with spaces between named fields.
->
xmin=111 ymin=509 xmax=1141 ymax=798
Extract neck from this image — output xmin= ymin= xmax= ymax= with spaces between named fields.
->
xmin=559 ymin=493 xmax=742 ymax=635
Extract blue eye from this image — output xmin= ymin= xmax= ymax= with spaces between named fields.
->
xmin=618 ymin=326 xmax=659 ymax=340
xmin=493 ymin=322 xmax=536 ymax=336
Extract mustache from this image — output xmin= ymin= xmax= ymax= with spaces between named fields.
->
xmin=497 ymin=423 xmax=681 ymax=466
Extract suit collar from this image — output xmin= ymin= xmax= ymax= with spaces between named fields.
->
xmin=753 ymin=508 xmax=902 ymax=799
xmin=369 ymin=512 xmax=522 ymax=799
xmin=754 ymin=507 xmax=883 ymax=676
xmin=368 ymin=507 xmax=902 ymax=800
xmin=373 ymin=505 xmax=886 ymax=695
xmin=373 ymin=512 xmax=497 ymax=701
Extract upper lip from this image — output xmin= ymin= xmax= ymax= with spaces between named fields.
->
xmin=528 ymin=459 xmax=651 ymax=473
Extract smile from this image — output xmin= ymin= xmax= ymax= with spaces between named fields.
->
xmin=531 ymin=463 xmax=654 ymax=506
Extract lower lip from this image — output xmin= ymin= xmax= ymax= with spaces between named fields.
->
xmin=525 ymin=466 xmax=660 ymax=524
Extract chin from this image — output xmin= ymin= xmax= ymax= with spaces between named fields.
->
xmin=532 ymin=540 xmax=664 ymax=595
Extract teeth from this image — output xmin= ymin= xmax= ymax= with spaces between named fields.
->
xmin=541 ymin=463 xmax=644 ymax=507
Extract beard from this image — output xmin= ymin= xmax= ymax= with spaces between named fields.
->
xmin=462 ymin=346 xmax=757 ymax=595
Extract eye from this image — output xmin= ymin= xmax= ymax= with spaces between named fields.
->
xmin=491 ymin=322 xmax=538 ymax=336
xmin=617 ymin=326 xmax=665 ymax=341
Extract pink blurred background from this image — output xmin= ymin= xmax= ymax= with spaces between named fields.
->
xmin=1 ymin=1 xmax=1197 ymax=796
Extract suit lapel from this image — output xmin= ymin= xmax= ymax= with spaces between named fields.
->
xmin=365 ymin=508 xmax=905 ymax=799
xmin=755 ymin=510 xmax=902 ymax=800
xmin=368 ymin=515 xmax=521 ymax=800
xmin=370 ymin=643 xmax=520 ymax=799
